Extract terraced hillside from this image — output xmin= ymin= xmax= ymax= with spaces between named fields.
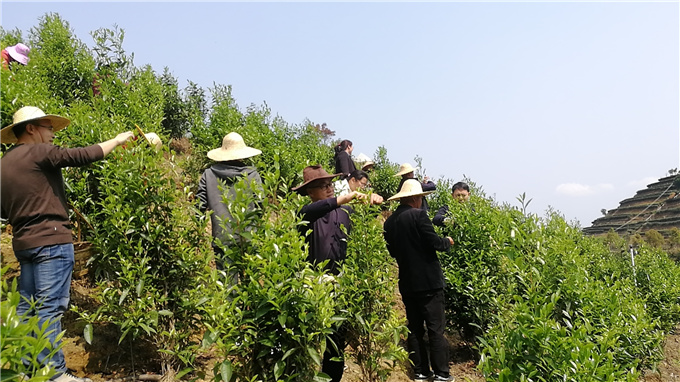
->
xmin=583 ymin=174 xmax=680 ymax=237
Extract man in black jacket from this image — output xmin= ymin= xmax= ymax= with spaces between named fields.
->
xmin=433 ymin=181 xmax=471 ymax=227
xmin=383 ymin=179 xmax=454 ymax=382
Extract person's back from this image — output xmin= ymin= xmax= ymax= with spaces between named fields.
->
xmin=383 ymin=179 xmax=453 ymax=382
xmin=384 ymin=204 xmax=448 ymax=294
xmin=199 ymin=160 xmax=262 ymax=246
xmin=196 ymin=132 xmax=263 ymax=273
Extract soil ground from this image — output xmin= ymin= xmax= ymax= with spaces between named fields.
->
xmin=2 ymin=234 xmax=679 ymax=382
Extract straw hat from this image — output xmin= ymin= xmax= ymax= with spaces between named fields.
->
xmin=144 ymin=133 xmax=163 ymax=150
xmin=207 ymin=132 xmax=262 ymax=162
xmin=1 ymin=106 xmax=70 ymax=144
xmin=292 ymin=165 xmax=342 ymax=195
xmin=5 ymin=43 xmax=30 ymax=66
xmin=387 ymin=179 xmax=433 ymax=201
xmin=134 ymin=124 xmax=164 ymax=150
xmin=355 ymin=153 xmax=375 ymax=171
xmin=394 ymin=162 xmax=418 ymax=177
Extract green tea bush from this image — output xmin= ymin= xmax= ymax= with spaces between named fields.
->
xmin=368 ymin=146 xmax=399 ymax=202
xmin=27 ymin=13 xmax=95 ymax=106
xmin=340 ymin=202 xmax=408 ymax=382
xmin=200 ymin=173 xmax=337 ymax=381
xmin=435 ymin=187 xmax=515 ymax=341
xmin=632 ymin=245 xmax=680 ymax=331
xmin=71 ymin=141 xmax=212 ymax=378
xmin=1 ymin=268 xmax=58 ymax=382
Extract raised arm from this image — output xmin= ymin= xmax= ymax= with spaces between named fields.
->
xmin=98 ymin=131 xmax=134 ymax=156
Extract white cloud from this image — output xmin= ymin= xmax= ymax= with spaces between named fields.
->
xmin=627 ymin=177 xmax=659 ymax=188
xmin=555 ymin=183 xmax=614 ymax=197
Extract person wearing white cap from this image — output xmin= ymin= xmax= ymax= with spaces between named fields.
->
xmin=0 ymin=106 xmax=134 ymax=382
xmin=395 ymin=162 xmax=437 ymax=212
xmin=2 ymin=42 xmax=30 ymax=69
xmin=196 ymin=132 xmax=263 ymax=280
xmin=383 ymin=179 xmax=454 ymax=382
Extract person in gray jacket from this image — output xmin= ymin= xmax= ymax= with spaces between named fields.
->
xmin=197 ymin=132 xmax=262 ymax=279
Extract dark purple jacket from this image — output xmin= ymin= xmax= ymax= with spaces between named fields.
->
xmin=298 ymin=197 xmax=352 ymax=275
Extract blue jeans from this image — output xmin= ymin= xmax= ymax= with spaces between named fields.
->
xmin=15 ymin=243 xmax=74 ymax=374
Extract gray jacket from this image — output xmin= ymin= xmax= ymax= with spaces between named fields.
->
xmin=197 ymin=161 xmax=262 ymax=247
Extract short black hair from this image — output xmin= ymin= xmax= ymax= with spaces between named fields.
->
xmin=452 ymin=181 xmax=469 ymax=193
xmin=12 ymin=121 xmax=29 ymax=139
xmin=348 ymin=169 xmax=369 ymax=182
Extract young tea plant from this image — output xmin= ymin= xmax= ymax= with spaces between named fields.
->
xmin=200 ymin=173 xmax=338 ymax=382
xmin=340 ymin=201 xmax=408 ymax=382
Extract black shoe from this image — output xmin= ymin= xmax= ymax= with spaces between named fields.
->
xmin=413 ymin=373 xmax=433 ymax=381
xmin=433 ymin=375 xmax=453 ymax=382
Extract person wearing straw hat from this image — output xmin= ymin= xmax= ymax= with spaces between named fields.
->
xmin=395 ymin=162 xmax=437 ymax=212
xmin=1 ymin=42 xmax=30 ymax=70
xmin=293 ymin=164 xmax=381 ymax=382
xmin=383 ymin=179 xmax=454 ymax=382
xmin=354 ymin=153 xmax=375 ymax=172
xmin=197 ymin=132 xmax=263 ymax=279
xmin=0 ymin=106 xmax=133 ymax=382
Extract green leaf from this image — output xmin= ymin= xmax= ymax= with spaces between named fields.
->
xmin=307 ymin=346 xmax=322 ymax=366
xmin=176 ymin=367 xmax=192 ymax=379
xmin=274 ymin=360 xmax=284 ymax=380
xmin=219 ymin=360 xmax=233 ymax=382
xmin=83 ymin=323 xmax=93 ymax=345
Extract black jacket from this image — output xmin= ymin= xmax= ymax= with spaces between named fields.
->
xmin=197 ymin=161 xmax=262 ymax=247
xmin=383 ymin=204 xmax=451 ymax=295
xmin=334 ymin=151 xmax=356 ymax=180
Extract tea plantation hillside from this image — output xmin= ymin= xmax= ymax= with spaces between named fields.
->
xmin=2 ymin=14 xmax=680 ymax=382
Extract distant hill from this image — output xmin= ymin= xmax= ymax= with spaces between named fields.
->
xmin=583 ymin=174 xmax=680 ymax=237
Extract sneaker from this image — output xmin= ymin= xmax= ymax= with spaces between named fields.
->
xmin=433 ymin=375 xmax=454 ymax=382
xmin=51 ymin=373 xmax=92 ymax=382
xmin=413 ymin=373 xmax=433 ymax=381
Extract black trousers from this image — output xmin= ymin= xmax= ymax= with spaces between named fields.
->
xmin=402 ymin=289 xmax=450 ymax=377
xmin=322 ymin=328 xmax=346 ymax=382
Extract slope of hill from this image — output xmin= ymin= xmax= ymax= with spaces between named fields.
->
xmin=583 ymin=174 xmax=680 ymax=237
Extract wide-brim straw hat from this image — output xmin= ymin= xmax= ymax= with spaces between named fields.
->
xmin=387 ymin=179 xmax=433 ymax=201
xmin=6 ymin=43 xmax=30 ymax=66
xmin=134 ymin=124 xmax=163 ymax=150
xmin=292 ymin=165 xmax=342 ymax=195
xmin=355 ymin=153 xmax=375 ymax=171
xmin=144 ymin=133 xmax=163 ymax=150
xmin=1 ymin=106 xmax=70 ymax=144
xmin=394 ymin=162 xmax=419 ymax=177
xmin=207 ymin=132 xmax=262 ymax=162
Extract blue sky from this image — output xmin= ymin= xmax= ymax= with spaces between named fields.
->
xmin=2 ymin=1 xmax=679 ymax=227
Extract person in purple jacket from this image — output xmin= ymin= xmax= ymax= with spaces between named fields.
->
xmin=293 ymin=164 xmax=381 ymax=382
xmin=1 ymin=106 xmax=133 ymax=382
